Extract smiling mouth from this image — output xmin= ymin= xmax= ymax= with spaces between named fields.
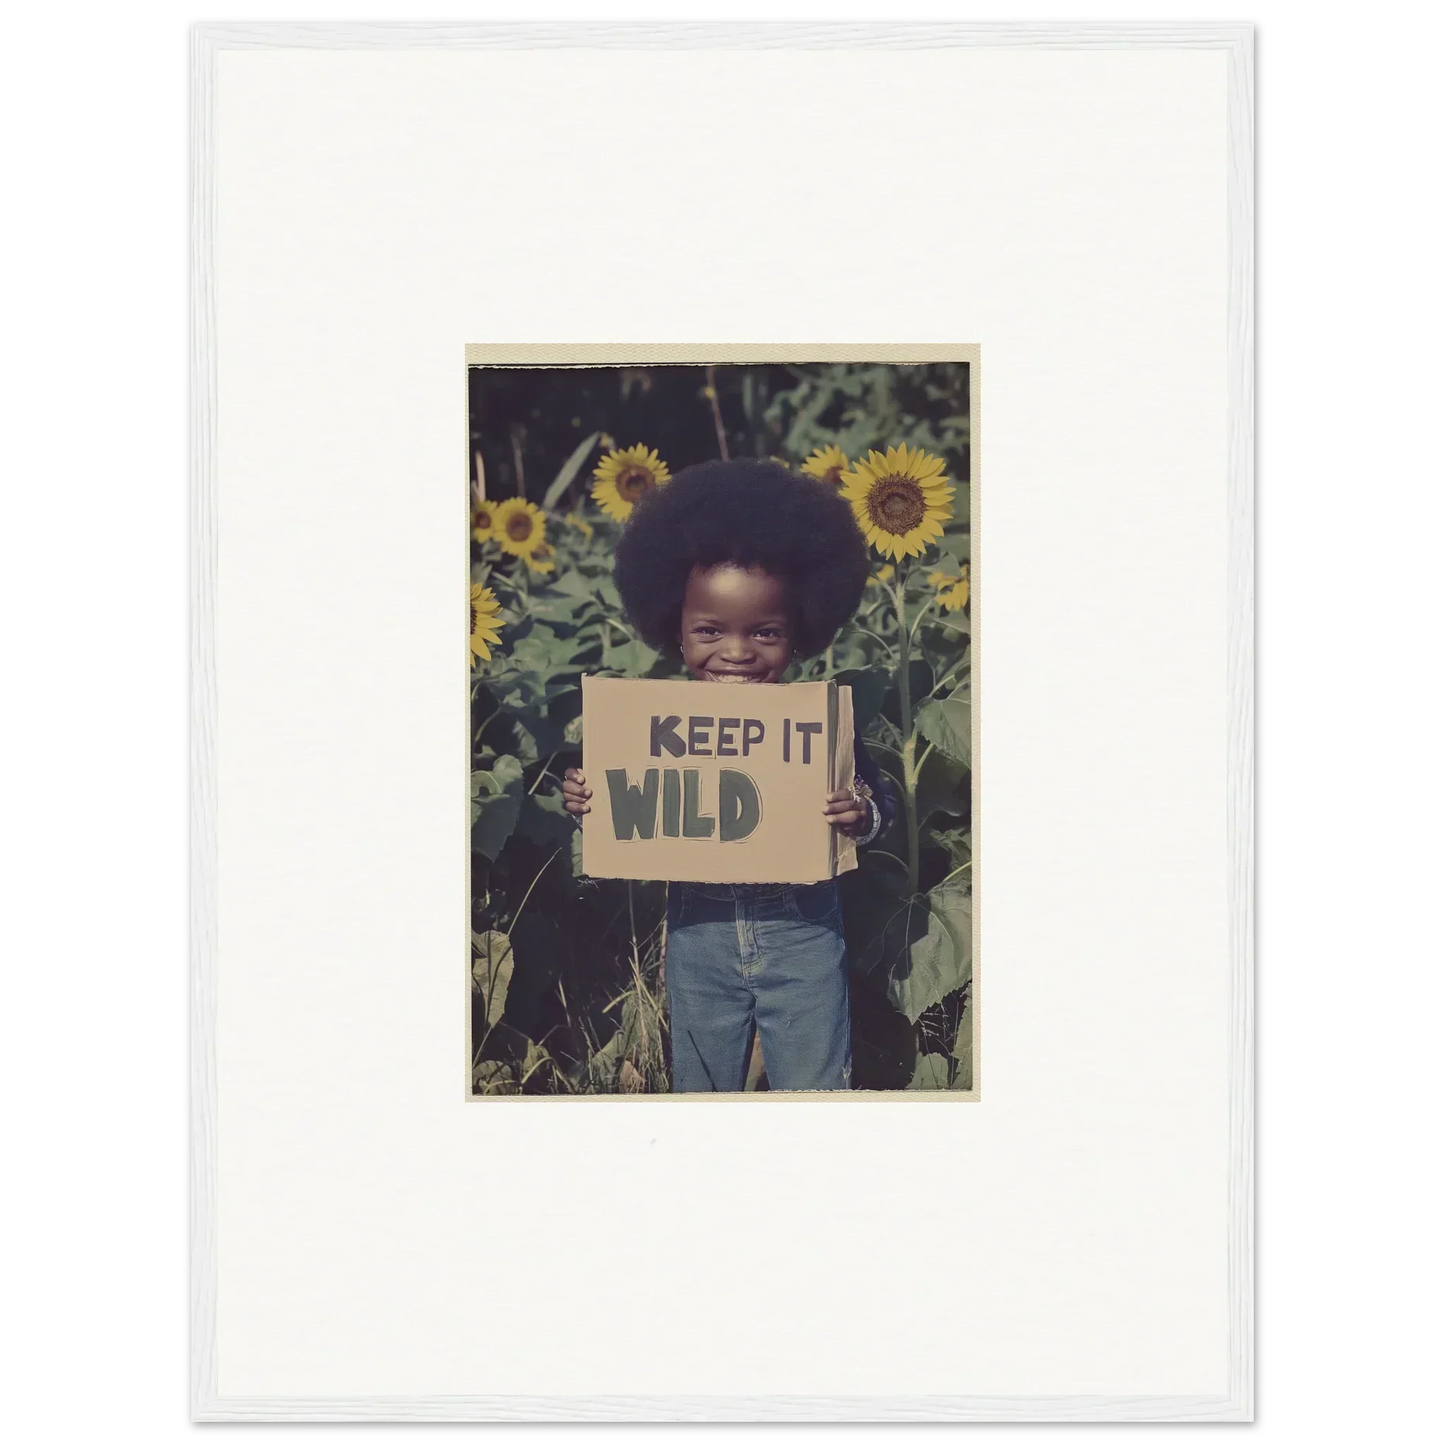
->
xmin=707 ymin=669 xmax=766 ymax=683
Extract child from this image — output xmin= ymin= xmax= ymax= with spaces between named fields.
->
xmin=561 ymin=458 xmax=895 ymax=1092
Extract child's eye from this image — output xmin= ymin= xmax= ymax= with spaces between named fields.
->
xmin=755 ymin=628 xmax=782 ymax=640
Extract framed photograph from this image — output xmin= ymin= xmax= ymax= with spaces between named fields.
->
xmin=193 ymin=22 xmax=1253 ymax=1422
xmin=464 ymin=347 xmax=977 ymax=1100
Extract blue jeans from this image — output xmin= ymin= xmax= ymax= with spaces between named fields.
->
xmin=665 ymin=880 xmax=851 ymax=1092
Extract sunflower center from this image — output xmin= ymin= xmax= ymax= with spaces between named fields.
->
xmin=867 ymin=475 xmax=927 ymax=534
xmin=617 ymin=467 xmax=653 ymax=501
xmin=470 ymin=602 xmax=477 ymax=632
xmin=505 ymin=514 xmax=534 ymax=541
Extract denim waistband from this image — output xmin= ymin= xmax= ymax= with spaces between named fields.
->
xmin=677 ymin=880 xmax=834 ymax=902
xmin=677 ymin=881 xmax=795 ymax=902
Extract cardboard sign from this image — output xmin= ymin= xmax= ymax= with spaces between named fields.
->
xmin=580 ymin=676 xmax=858 ymax=884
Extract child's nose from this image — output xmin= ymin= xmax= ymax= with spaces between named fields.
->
xmin=719 ymin=635 xmax=754 ymax=660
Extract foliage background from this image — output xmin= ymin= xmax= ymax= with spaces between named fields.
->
xmin=470 ymin=362 xmax=972 ymax=1094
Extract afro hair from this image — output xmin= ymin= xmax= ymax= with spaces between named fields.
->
xmin=612 ymin=458 xmax=870 ymax=659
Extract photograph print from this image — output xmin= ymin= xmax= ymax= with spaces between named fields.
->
xmin=469 ymin=355 xmax=974 ymax=1095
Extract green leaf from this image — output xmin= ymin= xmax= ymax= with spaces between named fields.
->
xmin=471 ymin=930 xmax=514 ymax=1028
xmin=509 ymin=726 xmax=541 ymax=765
xmin=908 ymin=1053 xmax=951 ymax=1090
xmin=916 ymin=746 xmax=969 ymax=828
xmin=471 ymin=754 xmax=525 ymax=859
xmin=937 ymin=532 xmax=970 ymax=563
xmin=883 ymin=900 xmax=953 ymax=1022
xmin=587 ymin=1029 xmax=626 ymax=1089
xmin=915 ymin=695 xmax=971 ymax=766
xmin=519 ymin=1038 xmax=555 ymax=1089
xmin=922 ymin=604 xmax=970 ymax=642
xmin=951 ymin=996 xmax=974 ymax=1091
xmin=489 ymin=668 xmax=544 ymax=712
xmin=509 ymin=624 xmax=561 ymax=674
xmin=542 ymin=431 xmax=600 ymax=512
xmin=472 ymin=1059 xmax=517 ymax=1094
xmin=875 ymin=887 xmax=972 ymax=1023
xmin=830 ymin=632 xmax=879 ymax=673
xmin=930 ymin=883 xmax=972 ymax=963
xmin=546 ymin=633 xmax=592 ymax=671
xmin=607 ymin=639 xmax=659 ymax=677
xmin=551 ymin=569 xmax=602 ymax=601
xmin=489 ymin=754 xmax=525 ymax=789
xmin=526 ymin=591 xmax=590 ymax=625
xmin=927 ymin=824 xmax=972 ymax=872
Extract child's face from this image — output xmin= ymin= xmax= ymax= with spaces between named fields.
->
xmin=679 ymin=564 xmax=794 ymax=684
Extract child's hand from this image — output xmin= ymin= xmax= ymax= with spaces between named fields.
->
xmin=562 ymin=768 xmax=592 ymax=817
xmin=823 ymin=788 xmax=870 ymax=838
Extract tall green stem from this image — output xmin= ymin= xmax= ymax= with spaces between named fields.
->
xmin=901 ymin=737 xmax=921 ymax=897
xmin=704 ymin=365 xmax=730 ymax=459
xmin=892 ymin=574 xmax=921 ymax=897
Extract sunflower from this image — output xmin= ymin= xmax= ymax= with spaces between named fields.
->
xmin=591 ymin=444 xmax=671 ymax=522
xmin=842 ymin=444 xmax=953 ymax=561
xmin=523 ymin=541 xmax=557 ymax=575
xmin=928 ymin=565 xmax=970 ymax=613
xmin=562 ymin=510 xmax=593 ymax=542
xmin=801 ymin=444 xmax=849 ymax=488
xmin=472 ymin=498 xmax=499 ymax=545
xmin=937 ymin=579 xmax=970 ymax=612
xmin=866 ymin=563 xmax=896 ymax=589
xmin=470 ymin=584 xmax=503 ymax=662
xmin=490 ymin=497 xmax=547 ymax=559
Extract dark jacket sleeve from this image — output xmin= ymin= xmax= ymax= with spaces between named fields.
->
xmin=851 ymin=724 xmax=899 ymax=836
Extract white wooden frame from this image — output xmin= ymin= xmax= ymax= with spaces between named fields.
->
xmin=191 ymin=21 xmax=1253 ymax=1422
